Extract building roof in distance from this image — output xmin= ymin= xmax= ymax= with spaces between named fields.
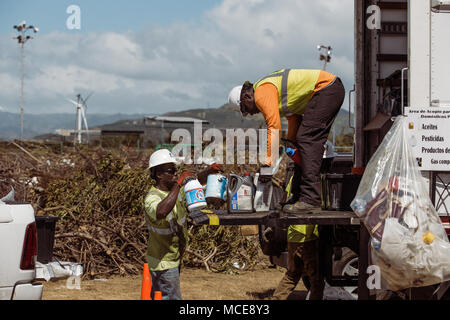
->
xmin=146 ymin=116 xmax=209 ymax=124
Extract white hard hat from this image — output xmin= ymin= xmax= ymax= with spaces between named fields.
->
xmin=323 ymin=140 xmax=338 ymax=159
xmin=149 ymin=149 xmax=177 ymax=169
xmin=228 ymin=85 xmax=242 ymax=109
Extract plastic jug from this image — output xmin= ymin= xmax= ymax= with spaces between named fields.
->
xmin=184 ymin=178 xmax=207 ymax=212
xmin=227 ymin=173 xmax=254 ymax=213
xmin=253 ymin=173 xmax=273 ymax=212
xmin=205 ymin=174 xmax=227 ymax=200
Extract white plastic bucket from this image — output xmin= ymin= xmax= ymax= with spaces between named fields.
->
xmin=184 ymin=179 xmax=207 ymax=212
xmin=205 ymin=174 xmax=227 ymax=200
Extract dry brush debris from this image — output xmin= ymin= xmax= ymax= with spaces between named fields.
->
xmin=0 ymin=140 xmax=280 ymax=278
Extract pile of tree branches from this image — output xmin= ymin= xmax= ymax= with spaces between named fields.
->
xmin=0 ymin=140 xmax=277 ymax=278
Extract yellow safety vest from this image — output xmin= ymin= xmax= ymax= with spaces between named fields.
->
xmin=253 ymin=69 xmax=322 ymax=117
xmin=144 ymin=186 xmax=189 ymax=271
xmin=285 ymin=176 xmax=319 ymax=243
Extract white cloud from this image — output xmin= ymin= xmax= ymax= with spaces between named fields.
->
xmin=29 ymin=65 xmax=124 ymax=95
xmin=0 ymin=73 xmax=20 ymax=93
xmin=0 ymin=0 xmax=354 ymax=114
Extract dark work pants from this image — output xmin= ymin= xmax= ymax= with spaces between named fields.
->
xmin=292 ymin=78 xmax=345 ymax=206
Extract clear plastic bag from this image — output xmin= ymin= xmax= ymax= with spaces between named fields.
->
xmin=351 ymin=116 xmax=450 ymax=291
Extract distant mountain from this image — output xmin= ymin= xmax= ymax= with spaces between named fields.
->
xmin=0 ymin=105 xmax=354 ymax=141
xmin=0 ymin=111 xmax=147 ymax=141
xmin=164 ymin=104 xmax=267 ymax=129
xmin=164 ymin=103 xmax=354 ymax=135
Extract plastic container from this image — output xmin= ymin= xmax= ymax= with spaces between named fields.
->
xmin=285 ymin=148 xmax=302 ymax=166
xmin=324 ymin=174 xmax=362 ymax=211
xmin=253 ymin=173 xmax=273 ymax=212
xmin=205 ymin=174 xmax=227 ymax=200
xmin=35 ymin=215 xmax=59 ymax=264
xmin=184 ymin=178 xmax=207 ymax=212
xmin=227 ymin=173 xmax=254 ymax=213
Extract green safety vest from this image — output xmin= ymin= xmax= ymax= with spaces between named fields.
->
xmin=285 ymin=176 xmax=319 ymax=243
xmin=253 ymin=69 xmax=322 ymax=117
xmin=144 ymin=186 xmax=189 ymax=271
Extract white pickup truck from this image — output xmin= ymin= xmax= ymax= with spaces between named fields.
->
xmin=0 ymin=189 xmax=43 ymax=300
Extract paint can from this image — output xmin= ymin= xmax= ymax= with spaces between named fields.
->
xmin=185 ymin=178 xmax=207 ymax=212
xmin=205 ymin=174 xmax=227 ymax=200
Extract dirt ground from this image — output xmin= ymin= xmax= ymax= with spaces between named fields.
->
xmin=41 ymin=267 xmax=308 ymax=300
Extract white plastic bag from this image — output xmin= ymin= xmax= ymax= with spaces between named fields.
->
xmin=35 ymin=261 xmax=84 ymax=281
xmin=351 ymin=116 xmax=450 ymax=291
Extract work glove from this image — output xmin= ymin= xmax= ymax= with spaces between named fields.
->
xmin=177 ymin=171 xmax=195 ymax=187
xmin=208 ymin=162 xmax=223 ymax=174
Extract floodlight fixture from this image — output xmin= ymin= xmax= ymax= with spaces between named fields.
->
xmin=12 ymin=20 xmax=38 ymax=140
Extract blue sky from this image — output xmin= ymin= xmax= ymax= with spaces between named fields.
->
xmin=0 ymin=0 xmax=354 ymax=115
xmin=0 ymin=0 xmax=222 ymax=33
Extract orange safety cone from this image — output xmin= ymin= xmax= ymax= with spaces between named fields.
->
xmin=140 ymin=263 xmax=152 ymax=300
xmin=154 ymin=291 xmax=162 ymax=300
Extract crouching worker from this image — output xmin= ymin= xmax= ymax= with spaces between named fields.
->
xmin=272 ymin=226 xmax=323 ymax=300
xmin=144 ymin=149 xmax=222 ymax=300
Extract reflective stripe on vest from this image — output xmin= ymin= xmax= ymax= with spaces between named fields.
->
xmin=145 ymin=215 xmax=173 ymax=235
xmin=256 ymin=69 xmax=292 ymax=117
xmin=146 ymin=223 xmax=173 ymax=235
xmin=145 ymin=212 xmax=186 ymax=236
xmin=254 ymin=69 xmax=321 ymax=117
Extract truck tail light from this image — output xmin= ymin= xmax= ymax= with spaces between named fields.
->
xmin=20 ymin=222 xmax=37 ymax=270
xmin=441 ymin=218 xmax=450 ymax=236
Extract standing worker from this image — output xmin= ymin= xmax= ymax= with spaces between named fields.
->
xmin=272 ymin=163 xmax=324 ymax=300
xmin=228 ymin=68 xmax=345 ymax=214
xmin=144 ymin=149 xmax=222 ymax=300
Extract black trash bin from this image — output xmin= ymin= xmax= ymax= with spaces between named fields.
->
xmin=324 ymin=173 xmax=362 ymax=211
xmin=35 ymin=215 xmax=59 ymax=264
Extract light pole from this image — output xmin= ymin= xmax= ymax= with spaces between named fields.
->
xmin=317 ymin=45 xmax=332 ymax=71
xmin=317 ymin=45 xmax=334 ymax=144
xmin=13 ymin=21 xmax=38 ymax=140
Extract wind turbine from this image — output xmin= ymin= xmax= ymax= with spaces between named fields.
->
xmin=67 ymin=93 xmax=92 ymax=144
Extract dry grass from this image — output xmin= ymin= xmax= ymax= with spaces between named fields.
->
xmin=41 ymin=267 xmax=307 ymax=300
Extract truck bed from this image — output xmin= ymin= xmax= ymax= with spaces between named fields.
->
xmin=189 ymin=209 xmax=360 ymax=226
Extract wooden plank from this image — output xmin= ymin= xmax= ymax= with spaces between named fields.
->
xmin=363 ymin=112 xmax=391 ymax=131
xmin=189 ymin=210 xmax=274 ymax=226
xmin=213 ymin=212 xmax=272 ymax=225
xmin=377 ymin=2 xmax=407 ymax=10
xmin=279 ymin=210 xmax=359 ymax=226
xmin=190 ymin=209 xmax=359 ymax=226
xmin=377 ymin=54 xmax=407 ymax=62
